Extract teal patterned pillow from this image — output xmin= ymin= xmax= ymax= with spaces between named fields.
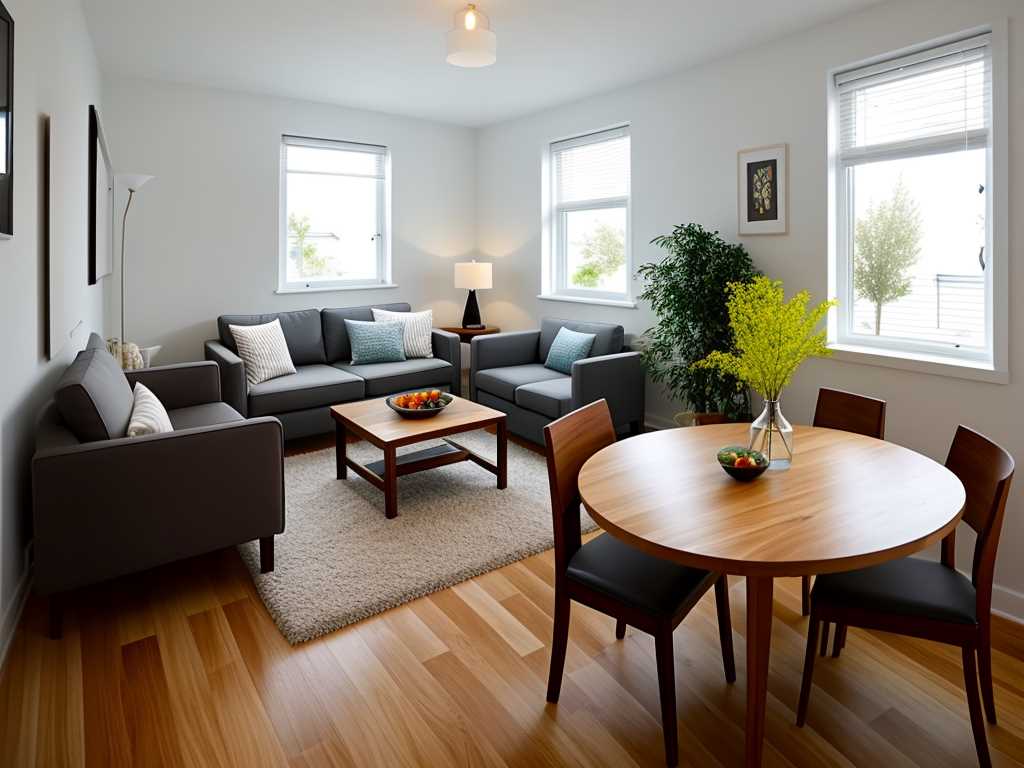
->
xmin=544 ymin=327 xmax=596 ymax=374
xmin=344 ymin=319 xmax=406 ymax=365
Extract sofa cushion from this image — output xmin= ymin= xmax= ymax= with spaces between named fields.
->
xmin=322 ymin=303 xmax=411 ymax=363
xmin=539 ymin=318 xmax=624 ymax=361
xmin=515 ymin=377 xmax=573 ymax=419
xmin=55 ymin=347 xmax=134 ymax=442
xmin=248 ymin=364 xmax=364 ymax=416
xmin=168 ymin=402 xmax=245 ymax=431
xmin=544 ymin=327 xmax=596 ymax=374
xmin=334 ymin=358 xmax=452 ymax=397
xmin=475 ymin=364 xmax=567 ymax=402
xmin=218 ymin=308 xmax=326 ymax=366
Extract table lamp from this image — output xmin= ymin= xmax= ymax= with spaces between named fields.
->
xmin=454 ymin=260 xmax=492 ymax=329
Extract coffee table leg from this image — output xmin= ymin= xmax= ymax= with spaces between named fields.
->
xmin=497 ymin=419 xmax=507 ymax=490
xmin=384 ymin=445 xmax=398 ymax=519
xmin=336 ymin=421 xmax=347 ymax=479
xmin=745 ymin=576 xmax=774 ymax=767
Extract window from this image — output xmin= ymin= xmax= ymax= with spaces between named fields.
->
xmin=546 ymin=126 xmax=631 ymax=303
xmin=279 ymin=135 xmax=390 ymax=291
xmin=830 ymin=34 xmax=995 ymax=367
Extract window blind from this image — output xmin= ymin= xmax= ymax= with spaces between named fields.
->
xmin=836 ymin=34 xmax=991 ymax=162
xmin=552 ymin=126 xmax=630 ymax=205
xmin=283 ymin=135 xmax=387 ymax=179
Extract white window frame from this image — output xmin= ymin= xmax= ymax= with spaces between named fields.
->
xmin=827 ymin=27 xmax=1008 ymax=382
xmin=541 ymin=125 xmax=634 ymax=307
xmin=278 ymin=134 xmax=392 ymax=293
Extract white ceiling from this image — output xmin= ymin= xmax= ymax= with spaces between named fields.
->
xmin=82 ymin=0 xmax=881 ymax=127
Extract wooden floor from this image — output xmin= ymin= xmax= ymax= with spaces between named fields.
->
xmin=3 ymin=436 xmax=1024 ymax=767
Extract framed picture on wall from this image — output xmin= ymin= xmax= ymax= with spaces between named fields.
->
xmin=738 ymin=143 xmax=787 ymax=235
xmin=88 ymin=104 xmax=114 ymax=283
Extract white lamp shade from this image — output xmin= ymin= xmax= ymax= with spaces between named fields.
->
xmin=454 ymin=261 xmax=493 ymax=290
xmin=446 ymin=28 xmax=497 ymax=67
xmin=117 ymin=173 xmax=154 ymax=192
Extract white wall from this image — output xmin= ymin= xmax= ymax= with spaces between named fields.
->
xmin=477 ymin=0 xmax=1024 ymax=616
xmin=101 ymin=78 xmax=478 ymax=364
xmin=0 ymin=0 xmax=105 ymax=654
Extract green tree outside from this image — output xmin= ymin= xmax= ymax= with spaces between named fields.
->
xmin=853 ymin=179 xmax=922 ymax=335
xmin=288 ymin=213 xmax=328 ymax=278
xmin=572 ymin=222 xmax=625 ymax=288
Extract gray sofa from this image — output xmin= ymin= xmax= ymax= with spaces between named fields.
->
xmin=204 ymin=303 xmax=461 ymax=440
xmin=470 ymin=318 xmax=644 ymax=444
xmin=33 ymin=333 xmax=284 ymax=636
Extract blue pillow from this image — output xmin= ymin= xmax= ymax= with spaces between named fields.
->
xmin=544 ymin=327 xmax=596 ymax=374
xmin=344 ymin=319 xmax=406 ymax=365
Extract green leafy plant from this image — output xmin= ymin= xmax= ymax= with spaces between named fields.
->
xmin=288 ymin=213 xmax=328 ymax=277
xmin=572 ymin=222 xmax=625 ymax=288
xmin=695 ymin=276 xmax=836 ymax=401
xmin=636 ymin=224 xmax=757 ymax=420
xmin=854 ymin=179 xmax=921 ymax=335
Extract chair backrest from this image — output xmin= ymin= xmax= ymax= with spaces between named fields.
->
xmin=812 ymin=388 xmax=887 ymax=439
xmin=543 ymin=399 xmax=617 ymax=577
xmin=941 ymin=426 xmax=1014 ymax=615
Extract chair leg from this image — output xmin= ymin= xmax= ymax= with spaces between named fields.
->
xmin=615 ymin=618 xmax=626 ymax=640
xmin=796 ymin=618 xmax=820 ymax=726
xmin=819 ymin=622 xmax=831 ymax=657
xmin=832 ymin=624 xmax=847 ymax=658
xmin=259 ymin=536 xmax=275 ymax=573
xmin=546 ymin=594 xmax=571 ymax=703
xmin=654 ymin=627 xmax=679 ymax=767
xmin=714 ymin=576 xmax=736 ymax=683
xmin=962 ymin=645 xmax=992 ymax=768
xmin=801 ymin=575 xmax=811 ymax=616
xmin=978 ymin=627 xmax=997 ymax=724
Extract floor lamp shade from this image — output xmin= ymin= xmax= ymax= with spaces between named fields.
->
xmin=455 ymin=261 xmax=492 ymax=328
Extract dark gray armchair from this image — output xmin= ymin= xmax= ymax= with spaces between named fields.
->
xmin=33 ymin=334 xmax=284 ymax=636
xmin=470 ymin=318 xmax=644 ymax=443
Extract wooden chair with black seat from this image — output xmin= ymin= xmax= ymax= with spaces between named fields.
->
xmin=542 ymin=399 xmax=736 ymax=767
xmin=796 ymin=425 xmax=1014 ymax=768
xmin=802 ymin=387 xmax=888 ymax=615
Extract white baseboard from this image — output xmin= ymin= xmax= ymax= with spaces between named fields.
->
xmin=993 ymin=583 xmax=1024 ymax=625
xmin=0 ymin=543 xmax=33 ymax=673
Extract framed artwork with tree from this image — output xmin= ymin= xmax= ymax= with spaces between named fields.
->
xmin=738 ymin=144 xmax=787 ymax=235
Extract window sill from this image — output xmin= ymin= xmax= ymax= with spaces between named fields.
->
xmin=827 ymin=342 xmax=1009 ymax=384
xmin=537 ymin=294 xmax=637 ymax=309
xmin=275 ymin=283 xmax=399 ymax=295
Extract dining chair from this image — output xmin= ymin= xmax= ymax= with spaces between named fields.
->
xmin=796 ymin=425 xmax=1014 ymax=768
xmin=803 ymin=387 xmax=887 ymax=615
xmin=543 ymin=399 xmax=736 ymax=767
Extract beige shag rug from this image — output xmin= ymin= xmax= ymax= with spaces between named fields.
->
xmin=238 ymin=430 xmax=596 ymax=644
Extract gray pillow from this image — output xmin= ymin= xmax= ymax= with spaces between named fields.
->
xmin=344 ymin=319 xmax=406 ymax=365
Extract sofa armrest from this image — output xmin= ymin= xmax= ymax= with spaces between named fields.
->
xmin=32 ymin=417 xmax=284 ymax=595
xmin=431 ymin=329 xmax=462 ymax=396
xmin=205 ymin=340 xmax=247 ymax=416
xmin=470 ymin=331 xmax=540 ymax=400
xmin=125 ymin=361 xmax=221 ymax=409
xmin=572 ymin=352 xmax=645 ymax=430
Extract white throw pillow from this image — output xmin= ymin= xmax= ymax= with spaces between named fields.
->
xmin=230 ymin=319 xmax=297 ymax=386
xmin=127 ymin=382 xmax=174 ymax=438
xmin=371 ymin=308 xmax=434 ymax=359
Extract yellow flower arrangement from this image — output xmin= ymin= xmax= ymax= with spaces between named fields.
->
xmin=695 ymin=276 xmax=837 ymax=401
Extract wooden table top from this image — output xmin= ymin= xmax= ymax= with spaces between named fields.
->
xmin=578 ymin=424 xmax=966 ymax=577
xmin=331 ymin=395 xmax=505 ymax=447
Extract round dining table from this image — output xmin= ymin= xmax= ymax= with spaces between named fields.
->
xmin=577 ymin=423 xmax=966 ymax=767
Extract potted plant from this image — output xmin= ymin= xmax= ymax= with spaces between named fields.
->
xmin=695 ymin=276 xmax=836 ymax=469
xmin=637 ymin=224 xmax=758 ymax=424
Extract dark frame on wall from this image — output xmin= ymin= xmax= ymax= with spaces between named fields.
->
xmin=0 ymin=1 xmax=13 ymax=238
xmin=87 ymin=104 xmax=113 ymax=284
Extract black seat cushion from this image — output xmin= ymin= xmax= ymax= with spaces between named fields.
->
xmin=813 ymin=557 xmax=977 ymax=625
xmin=567 ymin=533 xmax=712 ymax=617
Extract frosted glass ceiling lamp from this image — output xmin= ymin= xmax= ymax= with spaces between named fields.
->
xmin=446 ymin=4 xmax=496 ymax=68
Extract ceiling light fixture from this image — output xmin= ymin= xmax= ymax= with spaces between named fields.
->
xmin=446 ymin=3 xmax=496 ymax=68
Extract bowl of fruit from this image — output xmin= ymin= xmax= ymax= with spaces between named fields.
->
xmin=387 ymin=389 xmax=454 ymax=419
xmin=717 ymin=445 xmax=769 ymax=481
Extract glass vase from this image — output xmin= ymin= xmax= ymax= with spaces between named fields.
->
xmin=749 ymin=399 xmax=793 ymax=470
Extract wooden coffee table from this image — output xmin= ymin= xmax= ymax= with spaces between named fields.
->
xmin=330 ymin=395 xmax=508 ymax=519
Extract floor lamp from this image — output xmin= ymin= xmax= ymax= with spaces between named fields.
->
xmin=116 ymin=173 xmax=153 ymax=367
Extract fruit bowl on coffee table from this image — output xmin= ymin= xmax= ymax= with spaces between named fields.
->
xmin=387 ymin=390 xmax=454 ymax=419
xmin=717 ymin=445 xmax=769 ymax=481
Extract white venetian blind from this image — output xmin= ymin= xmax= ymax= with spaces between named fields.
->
xmin=283 ymin=135 xmax=387 ymax=178
xmin=552 ymin=126 xmax=630 ymax=205
xmin=836 ymin=34 xmax=991 ymax=163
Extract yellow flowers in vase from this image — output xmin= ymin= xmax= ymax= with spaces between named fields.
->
xmin=695 ymin=276 xmax=837 ymax=468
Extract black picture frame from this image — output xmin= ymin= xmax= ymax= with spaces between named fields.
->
xmin=0 ymin=1 xmax=13 ymax=238
xmin=87 ymin=104 xmax=113 ymax=284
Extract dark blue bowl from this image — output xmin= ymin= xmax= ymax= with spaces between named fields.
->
xmin=717 ymin=445 xmax=769 ymax=482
